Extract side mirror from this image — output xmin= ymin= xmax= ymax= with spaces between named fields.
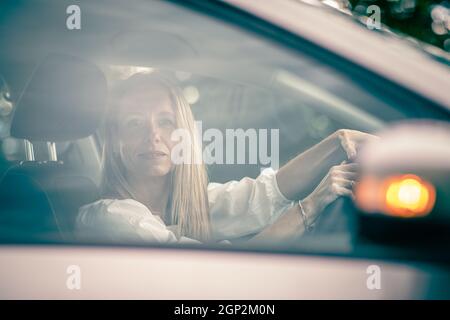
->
xmin=354 ymin=120 xmax=450 ymax=245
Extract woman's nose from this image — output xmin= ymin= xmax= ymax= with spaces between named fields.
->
xmin=145 ymin=120 xmax=162 ymax=143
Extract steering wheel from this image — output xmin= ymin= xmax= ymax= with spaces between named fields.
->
xmin=307 ymin=197 xmax=357 ymax=239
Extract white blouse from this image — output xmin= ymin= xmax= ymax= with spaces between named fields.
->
xmin=76 ymin=168 xmax=294 ymax=244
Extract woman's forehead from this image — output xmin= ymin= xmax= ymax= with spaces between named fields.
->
xmin=118 ymin=86 xmax=174 ymax=115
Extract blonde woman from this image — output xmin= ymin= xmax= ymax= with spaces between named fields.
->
xmin=76 ymin=72 xmax=375 ymax=244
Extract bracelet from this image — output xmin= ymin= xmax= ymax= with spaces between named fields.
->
xmin=298 ymin=200 xmax=313 ymax=232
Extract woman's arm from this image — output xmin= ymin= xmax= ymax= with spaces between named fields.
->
xmin=207 ymin=168 xmax=293 ymax=241
xmin=276 ymin=129 xmax=376 ymax=200
xmin=247 ymin=196 xmax=316 ymax=244
xmin=249 ymin=161 xmax=359 ymax=244
xmin=207 ymin=129 xmax=375 ymax=242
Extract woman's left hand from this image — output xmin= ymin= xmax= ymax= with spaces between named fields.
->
xmin=334 ymin=129 xmax=379 ymax=161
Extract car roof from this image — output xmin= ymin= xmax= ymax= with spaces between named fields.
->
xmin=223 ymin=0 xmax=450 ymax=111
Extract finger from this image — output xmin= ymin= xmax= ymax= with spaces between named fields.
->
xmin=342 ymin=141 xmax=357 ymax=160
xmin=333 ymin=178 xmax=355 ymax=189
xmin=336 ymin=171 xmax=359 ymax=180
xmin=336 ymin=162 xmax=360 ymax=171
xmin=348 ymin=130 xmax=379 ymax=142
xmin=334 ymin=185 xmax=353 ymax=197
xmin=355 ymin=133 xmax=377 ymax=141
xmin=338 ymin=131 xmax=357 ymax=160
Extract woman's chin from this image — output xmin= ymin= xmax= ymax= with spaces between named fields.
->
xmin=142 ymin=163 xmax=172 ymax=177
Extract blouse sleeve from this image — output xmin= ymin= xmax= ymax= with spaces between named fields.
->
xmin=207 ymin=167 xmax=294 ymax=241
xmin=75 ymin=199 xmax=201 ymax=244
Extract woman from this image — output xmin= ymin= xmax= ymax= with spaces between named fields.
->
xmin=76 ymin=72 xmax=374 ymax=244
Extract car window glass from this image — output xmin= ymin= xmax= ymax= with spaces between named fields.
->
xmin=0 ymin=0 xmax=448 ymax=251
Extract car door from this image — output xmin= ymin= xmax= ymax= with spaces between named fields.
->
xmin=0 ymin=0 xmax=450 ymax=300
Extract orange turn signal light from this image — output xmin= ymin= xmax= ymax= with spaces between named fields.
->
xmin=355 ymin=174 xmax=436 ymax=218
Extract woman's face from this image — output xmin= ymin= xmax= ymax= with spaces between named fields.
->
xmin=115 ymin=86 xmax=177 ymax=178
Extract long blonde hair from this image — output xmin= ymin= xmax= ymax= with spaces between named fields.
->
xmin=101 ymin=72 xmax=211 ymax=242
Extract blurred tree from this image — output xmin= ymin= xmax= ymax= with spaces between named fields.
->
xmin=344 ymin=0 xmax=450 ymax=51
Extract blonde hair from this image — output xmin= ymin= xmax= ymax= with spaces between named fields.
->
xmin=101 ymin=72 xmax=211 ymax=242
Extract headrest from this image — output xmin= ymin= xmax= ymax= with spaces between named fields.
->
xmin=11 ymin=54 xmax=107 ymax=141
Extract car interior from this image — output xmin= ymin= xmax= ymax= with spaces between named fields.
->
xmin=0 ymin=54 xmax=107 ymax=241
xmin=1 ymin=0 xmax=449 ymax=246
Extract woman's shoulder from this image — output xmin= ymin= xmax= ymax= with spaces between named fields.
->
xmin=79 ymin=198 xmax=148 ymax=213
xmin=77 ymin=198 xmax=154 ymax=228
xmin=76 ymin=198 xmax=169 ymax=231
xmin=76 ymin=198 xmax=192 ymax=244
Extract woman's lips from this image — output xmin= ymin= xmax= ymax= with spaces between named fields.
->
xmin=138 ymin=151 xmax=168 ymax=160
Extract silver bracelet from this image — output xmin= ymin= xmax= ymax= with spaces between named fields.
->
xmin=298 ymin=200 xmax=313 ymax=232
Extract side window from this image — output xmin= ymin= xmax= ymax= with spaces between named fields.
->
xmin=87 ymin=0 xmax=413 ymax=182
xmin=186 ymin=73 xmax=389 ymax=182
xmin=2 ymin=0 xmax=447 ymax=246
xmin=98 ymin=2 xmax=405 ymax=183
xmin=0 ymin=0 xmax=428 ymax=183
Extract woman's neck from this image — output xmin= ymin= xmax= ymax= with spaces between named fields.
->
xmin=126 ymin=173 xmax=171 ymax=222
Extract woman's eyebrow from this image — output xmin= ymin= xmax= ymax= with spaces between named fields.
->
xmin=159 ymin=111 xmax=175 ymax=118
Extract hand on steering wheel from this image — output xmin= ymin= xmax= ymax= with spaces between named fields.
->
xmin=302 ymin=161 xmax=359 ymax=227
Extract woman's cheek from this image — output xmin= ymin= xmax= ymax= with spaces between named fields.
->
xmin=118 ymin=140 xmax=138 ymax=168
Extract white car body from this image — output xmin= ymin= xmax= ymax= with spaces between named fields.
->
xmin=0 ymin=245 xmax=447 ymax=299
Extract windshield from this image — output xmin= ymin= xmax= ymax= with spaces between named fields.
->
xmin=0 ymin=0 xmax=449 ymax=257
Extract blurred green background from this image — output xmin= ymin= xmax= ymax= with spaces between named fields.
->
xmin=331 ymin=0 xmax=450 ymax=51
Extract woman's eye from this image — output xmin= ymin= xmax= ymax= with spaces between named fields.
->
xmin=159 ymin=118 xmax=175 ymax=128
xmin=125 ymin=118 xmax=144 ymax=129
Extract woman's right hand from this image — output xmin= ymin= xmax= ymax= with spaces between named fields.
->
xmin=302 ymin=161 xmax=359 ymax=225
xmin=335 ymin=129 xmax=379 ymax=161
